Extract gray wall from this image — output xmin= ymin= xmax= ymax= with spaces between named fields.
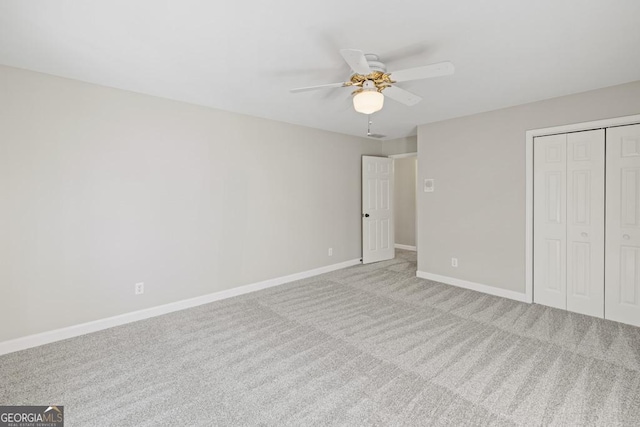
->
xmin=382 ymin=136 xmax=417 ymax=248
xmin=0 ymin=65 xmax=381 ymax=342
xmin=382 ymin=136 xmax=417 ymax=156
xmin=417 ymin=80 xmax=640 ymax=294
xmin=394 ymin=157 xmax=416 ymax=247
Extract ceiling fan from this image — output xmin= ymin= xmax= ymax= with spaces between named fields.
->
xmin=290 ymin=49 xmax=455 ymax=114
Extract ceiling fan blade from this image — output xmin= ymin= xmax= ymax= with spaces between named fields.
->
xmin=383 ymin=86 xmax=422 ymax=106
xmin=290 ymin=82 xmax=347 ymax=93
xmin=390 ymin=61 xmax=455 ymax=82
xmin=340 ymin=49 xmax=372 ymax=75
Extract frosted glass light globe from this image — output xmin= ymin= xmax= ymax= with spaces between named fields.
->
xmin=353 ymin=90 xmax=384 ymax=114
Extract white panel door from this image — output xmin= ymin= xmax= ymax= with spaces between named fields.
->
xmin=606 ymin=124 xmax=640 ymax=327
xmin=362 ymin=156 xmax=395 ymax=264
xmin=566 ymin=129 xmax=605 ymax=317
xmin=534 ymin=134 xmax=568 ymax=309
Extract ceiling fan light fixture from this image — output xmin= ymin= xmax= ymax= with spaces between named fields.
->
xmin=353 ymin=90 xmax=384 ymax=114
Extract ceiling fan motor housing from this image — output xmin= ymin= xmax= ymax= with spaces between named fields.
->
xmin=363 ymin=54 xmax=386 ymax=73
xmin=362 ymin=80 xmax=376 ymax=90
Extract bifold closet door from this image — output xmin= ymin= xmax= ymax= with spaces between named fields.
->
xmin=566 ymin=130 xmax=605 ymax=317
xmin=534 ymin=130 xmax=605 ymax=316
xmin=605 ymin=123 xmax=640 ymax=327
xmin=534 ymin=134 xmax=567 ymax=309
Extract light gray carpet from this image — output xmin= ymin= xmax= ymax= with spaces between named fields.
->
xmin=2 ymin=250 xmax=640 ymax=426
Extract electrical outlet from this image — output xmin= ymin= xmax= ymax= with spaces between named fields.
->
xmin=135 ymin=282 xmax=144 ymax=295
xmin=451 ymin=258 xmax=458 ymax=268
xmin=328 ymin=248 xmax=333 ymax=256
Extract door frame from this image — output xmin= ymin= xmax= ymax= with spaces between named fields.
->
xmin=525 ymin=113 xmax=640 ymax=304
xmin=388 ymin=152 xmax=418 ymax=253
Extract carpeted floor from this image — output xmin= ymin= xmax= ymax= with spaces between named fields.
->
xmin=2 ymin=250 xmax=640 ymax=426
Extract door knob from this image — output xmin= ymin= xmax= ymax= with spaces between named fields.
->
xmin=624 ymin=234 xmax=631 ymax=240
xmin=581 ymin=232 xmax=588 ymax=238
xmin=364 ymin=214 xmax=370 ymax=217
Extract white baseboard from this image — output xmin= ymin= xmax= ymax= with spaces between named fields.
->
xmin=416 ymin=271 xmax=529 ymax=303
xmin=395 ymin=244 xmax=416 ymax=251
xmin=0 ymin=258 xmax=361 ymax=356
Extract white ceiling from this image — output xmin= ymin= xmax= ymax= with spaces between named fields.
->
xmin=1 ymin=0 xmax=640 ymax=140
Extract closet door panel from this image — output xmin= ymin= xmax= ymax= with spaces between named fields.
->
xmin=534 ymin=134 xmax=567 ymax=309
xmin=566 ymin=129 xmax=605 ymax=318
xmin=606 ymin=124 xmax=640 ymax=327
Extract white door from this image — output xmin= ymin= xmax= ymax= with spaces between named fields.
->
xmin=533 ymin=130 xmax=605 ymax=317
xmin=605 ymin=123 xmax=640 ymax=327
xmin=534 ymin=134 xmax=568 ymax=309
xmin=566 ymin=129 xmax=605 ymax=317
xmin=362 ymin=156 xmax=395 ymax=264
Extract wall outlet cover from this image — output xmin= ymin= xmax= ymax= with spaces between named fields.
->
xmin=135 ymin=282 xmax=144 ymax=295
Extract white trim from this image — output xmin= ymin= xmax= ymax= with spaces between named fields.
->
xmin=416 ymin=271 xmax=529 ymax=303
xmin=525 ymin=126 xmax=534 ymax=304
xmin=395 ymin=244 xmax=416 ymax=251
xmin=525 ymin=114 xmax=640 ymax=305
xmin=388 ymin=152 xmax=417 ymax=159
xmin=0 ymin=258 xmax=361 ymax=356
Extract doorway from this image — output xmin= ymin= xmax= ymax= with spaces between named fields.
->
xmin=361 ymin=153 xmax=417 ymax=266
xmin=390 ymin=153 xmax=417 ymax=252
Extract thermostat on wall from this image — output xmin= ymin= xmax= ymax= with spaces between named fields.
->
xmin=424 ymin=179 xmax=435 ymax=192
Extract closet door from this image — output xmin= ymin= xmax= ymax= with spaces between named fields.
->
xmin=534 ymin=130 xmax=605 ymax=316
xmin=566 ymin=130 xmax=605 ymax=317
xmin=534 ymin=134 xmax=567 ymax=309
xmin=606 ymin=123 xmax=640 ymax=327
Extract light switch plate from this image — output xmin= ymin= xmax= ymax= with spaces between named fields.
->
xmin=424 ymin=179 xmax=435 ymax=192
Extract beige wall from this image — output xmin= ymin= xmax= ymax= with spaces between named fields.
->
xmin=417 ymin=80 xmax=640 ymax=294
xmin=0 ymin=65 xmax=381 ymax=342
xmin=394 ymin=157 xmax=416 ymax=247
